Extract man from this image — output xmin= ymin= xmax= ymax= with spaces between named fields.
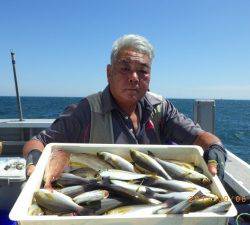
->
xmin=23 ymin=34 xmax=227 ymax=187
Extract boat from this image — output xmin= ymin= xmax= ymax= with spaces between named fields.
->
xmin=0 ymin=99 xmax=249 ymax=225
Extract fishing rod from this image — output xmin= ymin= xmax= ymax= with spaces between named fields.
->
xmin=10 ymin=51 xmax=24 ymax=121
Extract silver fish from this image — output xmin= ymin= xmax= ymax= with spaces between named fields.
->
xmin=70 ymin=167 xmax=98 ymax=179
xmin=106 ymin=204 xmax=166 ymax=215
xmin=100 ymin=183 xmax=161 ymax=205
xmin=97 ymin=152 xmax=135 ymax=172
xmin=144 ymin=177 xmax=211 ymax=193
xmin=200 ymin=201 xmax=231 ymax=213
xmin=157 ymin=190 xmax=204 ymax=214
xmin=190 ymin=194 xmax=219 ymax=211
xmin=55 ymin=173 xmax=97 ymax=187
xmin=58 ymin=185 xmax=85 ymax=197
xmin=110 ymin=179 xmax=168 ymax=194
xmin=99 ymin=169 xmax=150 ymax=181
xmin=148 ymin=151 xmax=211 ymax=185
xmin=73 ymin=190 xmax=109 ymax=204
xmin=34 ymin=189 xmax=85 ymax=214
xmin=70 ymin=153 xmax=113 ymax=171
xmin=86 ymin=198 xmax=126 ymax=215
xmin=152 ymin=191 xmax=199 ymax=202
xmin=130 ymin=149 xmax=172 ymax=180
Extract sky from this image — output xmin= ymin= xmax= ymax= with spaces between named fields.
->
xmin=0 ymin=0 xmax=250 ymax=99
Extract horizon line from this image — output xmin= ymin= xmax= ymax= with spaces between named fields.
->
xmin=1 ymin=95 xmax=250 ymax=101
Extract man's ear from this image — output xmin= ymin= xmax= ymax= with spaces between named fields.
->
xmin=107 ymin=64 xmax=112 ymax=83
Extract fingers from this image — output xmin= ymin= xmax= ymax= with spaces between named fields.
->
xmin=44 ymin=175 xmax=57 ymax=192
xmin=26 ymin=164 xmax=36 ymax=177
xmin=208 ymin=163 xmax=217 ymax=176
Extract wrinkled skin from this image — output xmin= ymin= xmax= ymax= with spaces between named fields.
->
xmin=44 ymin=150 xmax=70 ymax=190
xmin=107 ymin=48 xmax=151 ymax=115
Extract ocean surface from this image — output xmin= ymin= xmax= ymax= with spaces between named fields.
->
xmin=0 ymin=96 xmax=249 ymax=164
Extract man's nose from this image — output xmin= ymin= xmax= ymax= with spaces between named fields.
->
xmin=129 ymin=71 xmax=139 ymax=83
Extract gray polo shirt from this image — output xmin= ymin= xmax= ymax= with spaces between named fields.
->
xmin=34 ymin=86 xmax=202 ymax=145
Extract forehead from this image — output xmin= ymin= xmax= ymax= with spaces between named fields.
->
xmin=115 ymin=48 xmax=151 ymax=67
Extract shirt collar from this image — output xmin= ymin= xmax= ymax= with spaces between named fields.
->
xmin=101 ymin=85 xmax=118 ymax=113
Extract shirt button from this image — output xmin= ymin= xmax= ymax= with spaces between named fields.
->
xmin=125 ymin=116 xmax=129 ymax=120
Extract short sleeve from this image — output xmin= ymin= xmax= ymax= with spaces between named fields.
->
xmin=161 ymin=100 xmax=203 ymax=144
xmin=33 ymin=98 xmax=91 ymax=145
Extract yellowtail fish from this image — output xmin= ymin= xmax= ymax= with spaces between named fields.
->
xmin=148 ymin=151 xmax=211 ymax=185
xmin=110 ymin=179 xmax=168 ymax=194
xmin=34 ymin=189 xmax=86 ymax=214
xmin=97 ymin=152 xmax=135 ymax=172
xmin=70 ymin=153 xmax=113 ymax=171
xmin=58 ymin=185 xmax=85 ymax=197
xmin=55 ymin=173 xmax=97 ymax=187
xmin=99 ymin=169 xmax=150 ymax=181
xmin=200 ymin=201 xmax=231 ymax=213
xmin=130 ymin=149 xmax=172 ymax=180
xmin=143 ymin=177 xmax=211 ymax=193
xmin=157 ymin=190 xmax=204 ymax=214
xmin=73 ymin=190 xmax=109 ymax=204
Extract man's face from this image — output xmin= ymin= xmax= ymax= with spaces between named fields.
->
xmin=107 ymin=48 xmax=151 ymax=107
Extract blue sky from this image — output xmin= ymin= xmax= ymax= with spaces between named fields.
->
xmin=1 ymin=0 xmax=250 ymax=99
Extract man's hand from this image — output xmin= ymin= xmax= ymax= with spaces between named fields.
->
xmin=204 ymin=144 xmax=227 ymax=180
xmin=44 ymin=150 xmax=70 ymax=190
xmin=26 ymin=164 xmax=36 ymax=177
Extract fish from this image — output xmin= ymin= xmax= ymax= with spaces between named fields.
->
xmin=167 ymin=160 xmax=195 ymax=170
xmin=190 ymin=194 xmax=219 ymax=211
xmin=70 ymin=167 xmax=98 ymax=179
xmin=70 ymin=153 xmax=113 ymax=171
xmin=152 ymin=191 xmax=199 ymax=202
xmin=55 ymin=173 xmax=98 ymax=187
xmin=106 ymin=203 xmax=170 ymax=216
xmin=110 ymin=179 xmax=168 ymax=194
xmin=130 ymin=149 xmax=172 ymax=180
xmin=97 ymin=152 xmax=135 ymax=172
xmin=28 ymin=203 xmax=44 ymax=216
xmin=148 ymin=151 xmax=211 ymax=185
xmin=156 ymin=190 xmax=204 ymax=214
xmin=73 ymin=190 xmax=109 ymax=204
xmin=143 ymin=177 xmax=211 ymax=193
xmin=100 ymin=181 xmax=161 ymax=205
xmin=99 ymin=169 xmax=150 ymax=181
xmin=84 ymin=198 xmax=126 ymax=215
xmin=34 ymin=189 xmax=85 ymax=214
xmin=199 ymin=201 xmax=231 ymax=213
xmin=58 ymin=185 xmax=85 ymax=197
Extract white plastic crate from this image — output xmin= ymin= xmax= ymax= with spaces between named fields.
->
xmin=9 ymin=143 xmax=237 ymax=225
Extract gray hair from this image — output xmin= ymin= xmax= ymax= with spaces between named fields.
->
xmin=111 ymin=34 xmax=154 ymax=64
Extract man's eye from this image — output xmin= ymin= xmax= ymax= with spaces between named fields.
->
xmin=139 ymin=70 xmax=147 ymax=74
xmin=121 ymin=67 xmax=130 ymax=72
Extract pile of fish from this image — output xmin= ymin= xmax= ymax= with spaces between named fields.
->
xmin=29 ymin=149 xmax=231 ymax=216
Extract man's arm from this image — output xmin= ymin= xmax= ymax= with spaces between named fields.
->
xmin=161 ymin=100 xmax=227 ymax=180
xmin=23 ymin=139 xmax=44 ymax=176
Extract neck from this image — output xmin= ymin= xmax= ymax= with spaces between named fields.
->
xmin=116 ymin=100 xmax=137 ymax=115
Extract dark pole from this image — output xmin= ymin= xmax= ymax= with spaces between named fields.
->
xmin=11 ymin=51 xmax=24 ymax=121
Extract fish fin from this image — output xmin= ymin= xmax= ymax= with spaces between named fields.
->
xmin=147 ymin=151 xmax=155 ymax=157
xmin=144 ymin=187 xmax=155 ymax=196
xmin=102 ymin=177 xmax=111 ymax=186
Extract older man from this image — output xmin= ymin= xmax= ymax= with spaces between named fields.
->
xmin=23 ymin=34 xmax=227 ymax=187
